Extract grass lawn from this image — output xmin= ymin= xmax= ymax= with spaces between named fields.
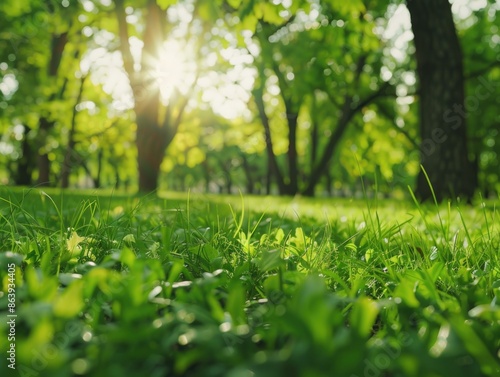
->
xmin=0 ymin=187 xmax=499 ymax=377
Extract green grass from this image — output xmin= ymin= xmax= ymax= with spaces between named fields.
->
xmin=0 ymin=187 xmax=499 ymax=377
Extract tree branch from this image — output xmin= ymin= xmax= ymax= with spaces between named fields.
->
xmin=114 ymin=0 xmax=135 ymax=78
xmin=351 ymin=80 xmax=393 ymax=114
xmin=376 ymin=103 xmax=420 ymax=150
xmin=162 ymin=72 xmax=201 ymax=147
xmin=253 ymin=69 xmax=287 ymax=194
xmin=302 ymin=54 xmax=370 ymax=195
xmin=465 ymin=60 xmax=500 ymax=80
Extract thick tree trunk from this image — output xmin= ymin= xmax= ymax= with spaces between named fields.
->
xmin=133 ymin=0 xmax=166 ymax=193
xmin=407 ymin=0 xmax=476 ymax=202
xmin=116 ymin=0 xmax=190 ymax=193
xmin=136 ymin=120 xmax=168 ymax=192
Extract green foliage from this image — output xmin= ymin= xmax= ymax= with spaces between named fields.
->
xmin=323 ymin=0 xmax=366 ymax=17
xmin=0 ymin=0 xmax=497 ymax=195
xmin=458 ymin=2 xmax=500 ymax=196
xmin=1 ymin=188 xmax=500 ymax=376
xmin=156 ymin=0 xmax=178 ymax=10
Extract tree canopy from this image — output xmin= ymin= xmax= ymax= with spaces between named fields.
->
xmin=0 ymin=0 xmax=498 ymax=200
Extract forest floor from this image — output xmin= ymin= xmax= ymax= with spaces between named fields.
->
xmin=0 ymin=188 xmax=499 ymax=377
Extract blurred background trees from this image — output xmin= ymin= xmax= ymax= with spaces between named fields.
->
xmin=0 ymin=0 xmax=498 ymax=200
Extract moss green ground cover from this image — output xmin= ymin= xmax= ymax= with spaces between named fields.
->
xmin=0 ymin=188 xmax=499 ymax=377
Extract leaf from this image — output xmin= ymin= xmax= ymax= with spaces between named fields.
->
xmin=393 ymin=278 xmax=420 ymax=308
xmin=0 ymin=0 xmax=31 ymax=17
xmin=25 ymin=266 xmax=58 ymax=300
xmin=227 ymin=0 xmax=241 ymax=8
xmin=426 ymin=262 xmax=445 ymax=283
xmin=263 ymin=274 xmax=281 ymax=292
xmin=122 ymin=234 xmax=136 ymax=244
xmin=365 ymin=248 xmax=374 ymax=262
xmin=66 ymin=231 xmax=85 ymax=255
xmin=275 ymin=228 xmax=285 ymax=244
xmin=165 ymin=259 xmax=185 ymax=297
xmin=200 ymin=244 xmax=219 ymax=262
xmin=53 ymin=280 xmax=85 ymax=318
xmin=449 ymin=315 xmax=500 ymax=374
xmin=345 ymin=242 xmax=357 ymax=252
xmin=290 ymin=0 xmax=309 ymax=14
xmin=260 ymin=3 xmax=285 ymax=25
xmin=84 ymin=267 xmax=114 ymax=296
xmin=350 ymin=296 xmax=379 ymax=338
xmin=156 ymin=0 xmax=177 ymax=10
xmin=241 ymin=14 xmax=259 ymax=32
xmin=238 ymin=232 xmax=255 ymax=255
xmin=295 ymin=275 xmax=326 ymax=310
xmin=206 ymin=293 xmax=225 ymax=321
xmin=187 ymin=147 xmax=205 ymax=168
xmin=226 ymin=282 xmax=246 ymax=325
xmin=325 ymin=0 xmax=366 ymax=16
xmin=120 ymin=247 xmax=136 ymax=266
xmin=196 ymin=0 xmax=220 ymax=20
xmin=240 ymin=0 xmax=256 ymax=20
xmin=259 ymin=249 xmax=284 ymax=271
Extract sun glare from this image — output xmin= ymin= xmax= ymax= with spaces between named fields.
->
xmin=85 ymin=34 xmax=254 ymax=120
xmin=151 ymin=40 xmax=197 ymax=105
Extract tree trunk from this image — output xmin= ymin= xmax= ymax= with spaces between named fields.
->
xmin=202 ymin=159 xmax=211 ymax=193
xmin=37 ymin=118 xmax=52 ymax=186
xmin=136 ymin=120 xmax=168 ymax=192
xmin=325 ymin=171 xmax=332 ymax=196
xmin=241 ymin=153 xmax=255 ymax=194
xmin=302 ymin=96 xmax=354 ymax=196
xmin=253 ymin=85 xmax=288 ymax=195
xmin=310 ymin=95 xmax=319 ymax=176
xmin=96 ymin=149 xmax=103 ymax=188
xmin=16 ymin=126 xmax=34 ymax=185
xmin=115 ymin=0 xmax=192 ymax=193
xmin=61 ymin=75 xmax=86 ymax=188
xmin=265 ymin=159 xmax=272 ymax=195
xmin=286 ymin=112 xmax=299 ymax=195
xmin=407 ymin=0 xmax=476 ymax=202
xmin=302 ymin=56 xmax=375 ymax=197
xmin=37 ymin=32 xmax=69 ymax=186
